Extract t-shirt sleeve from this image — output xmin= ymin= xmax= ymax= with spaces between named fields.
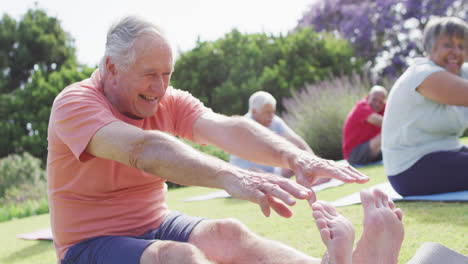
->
xmin=410 ymin=59 xmax=445 ymax=92
xmin=51 ymin=86 xmax=119 ymax=162
xmin=160 ymin=87 xmax=212 ymax=141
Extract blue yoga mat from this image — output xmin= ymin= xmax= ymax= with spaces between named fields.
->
xmin=332 ymin=182 xmax=468 ymax=207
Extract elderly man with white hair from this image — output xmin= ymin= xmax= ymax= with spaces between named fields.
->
xmin=47 ymin=16 xmax=369 ymax=264
xmin=230 ymin=91 xmax=314 ymax=178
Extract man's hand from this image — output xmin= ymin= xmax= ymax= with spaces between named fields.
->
xmin=291 ymin=152 xmax=369 ymax=205
xmin=223 ymin=169 xmax=312 ymax=218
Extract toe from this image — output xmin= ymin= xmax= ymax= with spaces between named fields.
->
xmin=360 ymin=189 xmax=376 ymax=213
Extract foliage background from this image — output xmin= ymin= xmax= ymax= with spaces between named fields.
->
xmin=1 ymin=2 xmax=467 ymax=222
xmin=296 ymin=0 xmax=468 ymax=78
xmin=282 ymin=73 xmax=394 ymax=160
xmin=0 ymin=9 xmax=95 ymax=162
xmin=172 ymin=28 xmax=362 ymax=115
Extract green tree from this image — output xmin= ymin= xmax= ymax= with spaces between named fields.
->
xmin=0 ymin=8 xmax=76 ymax=93
xmin=0 ymin=64 xmax=95 ymax=161
xmin=172 ymin=28 xmax=362 ymax=115
xmin=0 ymin=8 xmax=93 ymax=161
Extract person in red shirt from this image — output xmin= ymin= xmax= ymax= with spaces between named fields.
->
xmin=342 ymin=86 xmax=387 ymax=165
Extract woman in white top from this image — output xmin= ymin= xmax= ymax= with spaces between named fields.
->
xmin=382 ymin=16 xmax=468 ymax=196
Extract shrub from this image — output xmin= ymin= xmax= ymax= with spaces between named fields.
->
xmin=182 ymin=139 xmax=229 ymax=162
xmin=0 ymin=152 xmax=46 ymax=197
xmin=0 ymin=152 xmax=49 ymax=222
xmin=2 ymin=180 xmax=47 ymax=204
xmin=172 ymin=28 xmax=363 ymax=115
xmin=164 ymin=139 xmax=230 ymax=189
xmin=0 ymin=197 xmax=49 ymax=222
xmin=281 ymin=73 xmax=394 ymax=160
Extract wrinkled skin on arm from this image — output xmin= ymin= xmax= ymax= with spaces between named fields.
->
xmin=193 ymin=112 xmax=369 ymax=206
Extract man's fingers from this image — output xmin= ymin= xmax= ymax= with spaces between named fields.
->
xmin=308 ymin=190 xmax=317 ymax=206
xmin=276 ymin=178 xmax=311 ymax=200
xmin=268 ymin=196 xmax=293 ymax=218
xmin=339 ymin=164 xmax=369 ymax=182
xmin=257 ymin=192 xmax=271 ymax=217
xmin=256 ymin=192 xmax=294 ymax=218
xmin=262 ymin=183 xmax=297 ymax=206
xmin=311 ymin=161 xmax=369 ymax=183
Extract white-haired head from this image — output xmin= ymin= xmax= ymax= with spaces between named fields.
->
xmin=99 ymin=15 xmax=172 ymax=78
xmin=368 ymin=85 xmax=387 ymax=112
xmin=249 ymin=91 xmax=277 ymax=112
xmin=369 ymin=85 xmax=388 ymax=97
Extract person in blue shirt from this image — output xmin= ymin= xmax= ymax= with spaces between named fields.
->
xmin=230 ymin=91 xmax=315 ymax=178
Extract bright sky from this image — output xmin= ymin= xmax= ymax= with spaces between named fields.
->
xmin=2 ymin=0 xmax=315 ymax=66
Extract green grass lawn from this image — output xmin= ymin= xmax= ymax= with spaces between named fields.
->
xmin=1 ymin=164 xmax=467 ymax=263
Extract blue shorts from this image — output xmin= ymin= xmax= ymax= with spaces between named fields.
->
xmin=388 ymin=146 xmax=468 ymax=196
xmin=61 ymin=211 xmax=205 ymax=264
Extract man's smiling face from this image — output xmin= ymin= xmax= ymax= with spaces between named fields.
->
xmin=105 ymin=33 xmax=173 ymax=119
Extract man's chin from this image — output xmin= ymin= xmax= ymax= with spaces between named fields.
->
xmin=124 ymin=110 xmax=157 ymax=120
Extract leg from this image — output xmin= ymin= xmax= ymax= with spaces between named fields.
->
xmin=352 ymin=188 xmax=404 ymax=264
xmin=368 ymin=133 xmax=381 ymax=160
xmin=188 ymin=218 xmax=321 ymax=264
xmin=389 ymin=147 xmax=468 ymax=195
xmin=140 ymin=211 xmax=214 ymax=264
xmin=140 ymin=240 xmax=214 ymax=264
xmin=348 ymin=140 xmax=378 ymax=165
xmin=312 ymin=201 xmax=355 ymax=264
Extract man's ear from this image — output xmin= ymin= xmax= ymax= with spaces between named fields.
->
xmin=105 ymin=57 xmax=117 ymax=77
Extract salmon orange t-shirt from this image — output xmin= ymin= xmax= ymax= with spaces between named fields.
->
xmin=47 ymin=70 xmax=211 ymax=261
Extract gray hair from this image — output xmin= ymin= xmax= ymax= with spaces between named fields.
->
xmin=423 ymin=16 xmax=468 ymax=55
xmin=369 ymin=85 xmax=387 ymax=97
xmin=99 ymin=16 xmax=170 ymax=78
xmin=249 ymin=91 xmax=276 ymax=112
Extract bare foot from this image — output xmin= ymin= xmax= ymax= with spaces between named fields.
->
xmin=352 ymin=188 xmax=404 ymax=264
xmin=312 ymin=201 xmax=355 ymax=264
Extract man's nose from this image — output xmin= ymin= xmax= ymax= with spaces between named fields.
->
xmin=151 ymin=75 xmax=165 ymax=93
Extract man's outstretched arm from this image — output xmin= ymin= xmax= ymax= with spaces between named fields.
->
xmin=85 ymin=120 xmax=310 ymax=218
xmin=193 ymin=112 xmax=369 ymax=204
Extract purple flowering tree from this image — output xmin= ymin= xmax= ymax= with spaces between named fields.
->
xmin=296 ymin=0 xmax=468 ymax=78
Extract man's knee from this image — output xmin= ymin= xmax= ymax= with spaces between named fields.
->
xmin=209 ymin=218 xmax=252 ymax=241
xmin=140 ymin=240 xmax=212 ymax=264
xmin=191 ymin=218 xmax=255 ymax=262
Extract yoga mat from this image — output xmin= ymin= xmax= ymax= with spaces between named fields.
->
xmin=17 ymin=228 xmax=53 ymax=241
xmin=332 ymin=182 xmax=468 ymax=207
xmin=336 ymin=159 xmax=383 ymax=168
xmin=183 ymin=178 xmax=345 ymax=202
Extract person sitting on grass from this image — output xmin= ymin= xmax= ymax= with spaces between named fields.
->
xmin=382 ymin=16 xmax=468 ymax=196
xmin=230 ymin=91 xmax=316 ymax=179
xmin=47 ymin=15 xmax=369 ymax=264
xmin=342 ymin=85 xmax=387 ymax=166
